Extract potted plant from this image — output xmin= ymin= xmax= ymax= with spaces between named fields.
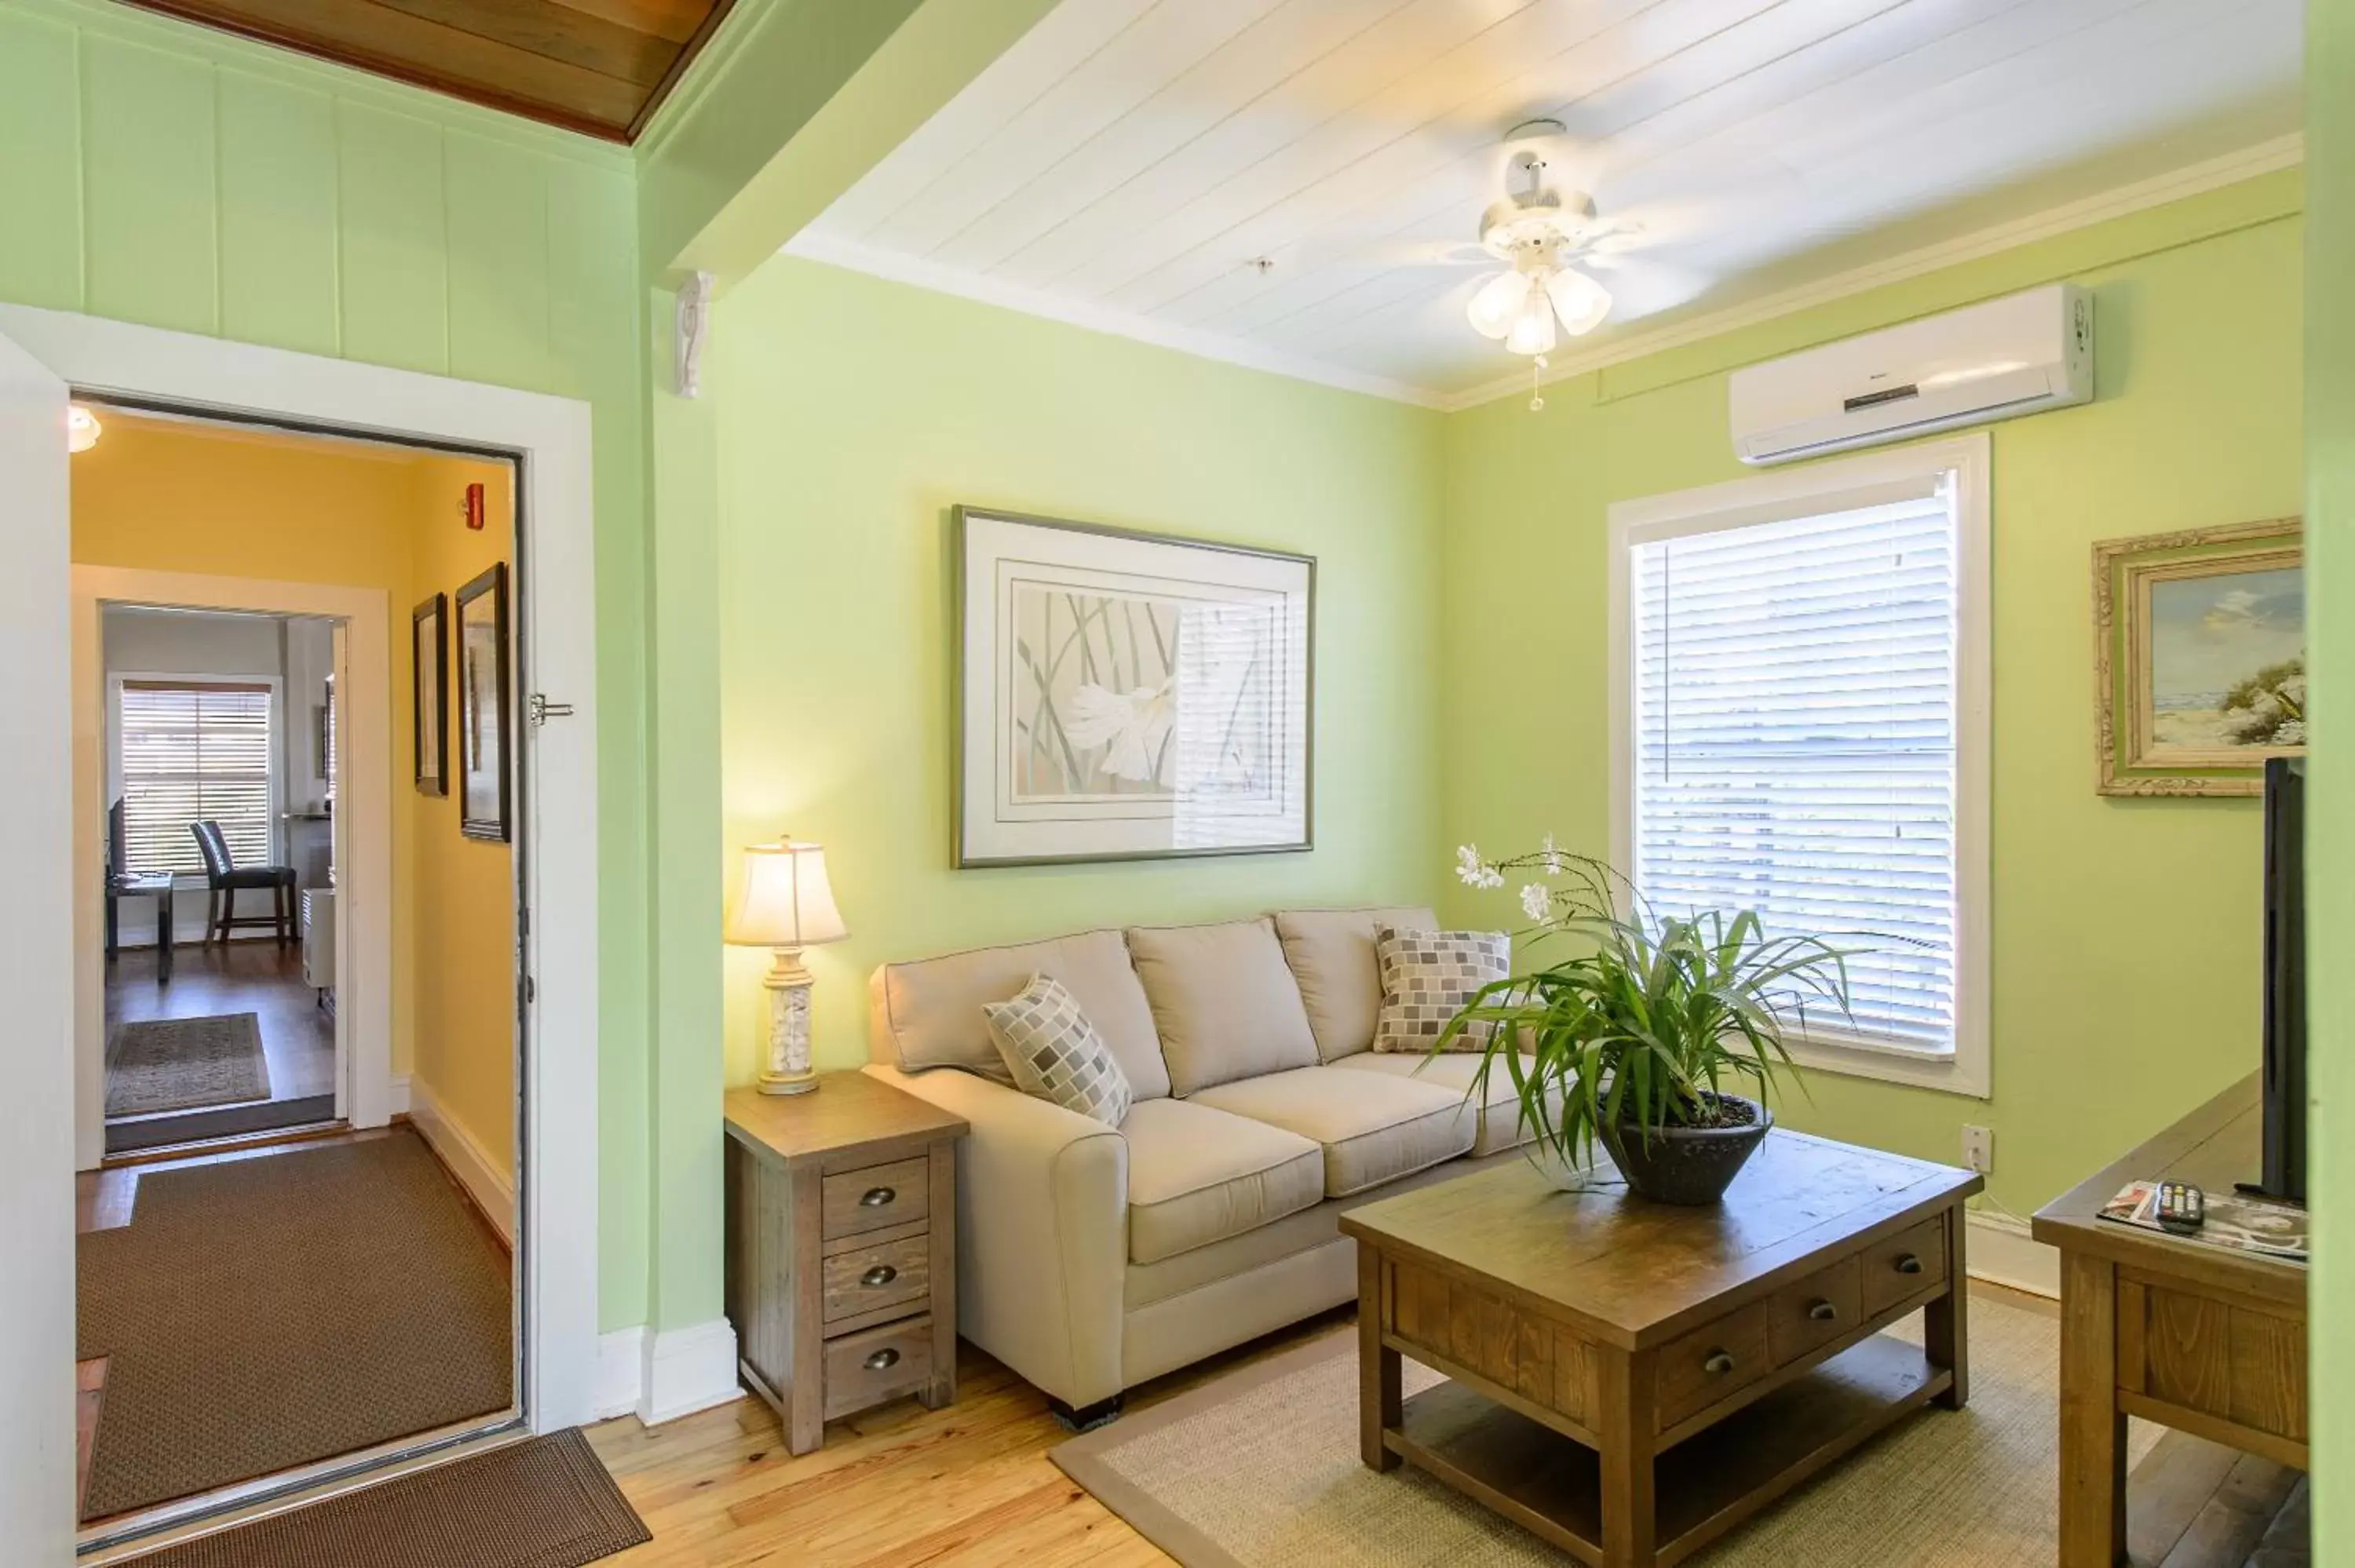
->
xmin=1437 ymin=842 xmax=1853 ymax=1205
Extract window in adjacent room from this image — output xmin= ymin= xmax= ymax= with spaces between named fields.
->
xmin=1609 ymin=436 xmax=1990 ymax=1096
xmin=115 ymin=678 xmax=277 ymax=875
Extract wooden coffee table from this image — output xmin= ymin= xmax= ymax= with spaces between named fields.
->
xmin=1340 ymin=1130 xmax=1981 ymax=1567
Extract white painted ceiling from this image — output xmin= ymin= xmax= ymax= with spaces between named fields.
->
xmin=787 ymin=0 xmax=2303 ymax=407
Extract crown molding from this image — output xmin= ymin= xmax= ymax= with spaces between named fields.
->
xmin=785 ymin=135 xmax=2301 ymax=416
xmin=1439 ymin=133 xmax=2306 ymax=413
xmin=780 ymin=231 xmax=1453 ymax=410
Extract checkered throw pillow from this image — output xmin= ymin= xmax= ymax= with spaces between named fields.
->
xmin=982 ymin=973 xmax=1134 ymax=1127
xmin=1371 ymin=928 xmax=1510 ymax=1052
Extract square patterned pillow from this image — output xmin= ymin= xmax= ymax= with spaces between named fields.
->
xmin=982 ymin=973 xmax=1135 ymax=1127
xmin=1372 ymin=928 xmax=1511 ymax=1053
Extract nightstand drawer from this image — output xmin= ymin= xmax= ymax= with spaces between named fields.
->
xmin=1656 ymin=1301 xmax=1769 ymax=1430
xmin=823 ymin=1232 xmax=931 ymax=1324
xmin=823 ymin=1315 xmax=933 ymax=1419
xmin=822 ymin=1157 xmax=931 ymax=1238
xmin=1863 ymin=1216 xmax=1948 ymax=1316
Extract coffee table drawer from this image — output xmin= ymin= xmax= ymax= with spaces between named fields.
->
xmin=1863 ymin=1216 xmax=1948 ymax=1315
xmin=1767 ymin=1256 xmax=1863 ymax=1366
xmin=1656 ymin=1302 xmax=1769 ymax=1430
xmin=822 ymin=1157 xmax=931 ymax=1238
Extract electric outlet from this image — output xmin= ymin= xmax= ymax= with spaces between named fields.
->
xmin=1962 ymin=1125 xmax=1994 ymax=1174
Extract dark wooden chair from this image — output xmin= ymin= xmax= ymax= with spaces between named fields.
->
xmin=105 ymin=797 xmax=177 ymax=982
xmin=190 ymin=819 xmax=298 ymax=947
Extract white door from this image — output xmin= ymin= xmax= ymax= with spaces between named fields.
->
xmin=0 ymin=330 xmax=80 ymax=1558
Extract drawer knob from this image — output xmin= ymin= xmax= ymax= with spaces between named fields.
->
xmin=1895 ymin=1253 xmax=1924 ymax=1275
xmin=864 ymin=1347 xmax=900 ymax=1371
xmin=860 ymin=1264 xmax=898 ymax=1288
xmin=1808 ymin=1300 xmax=1839 ymax=1322
xmin=1703 ymin=1350 xmax=1737 ymax=1376
xmin=860 ymin=1187 xmax=896 ymax=1208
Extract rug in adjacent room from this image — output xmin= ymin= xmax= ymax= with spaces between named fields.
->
xmin=1053 ymin=1296 xmax=2158 ymax=1567
xmin=133 ymin=1430 xmax=648 ymax=1568
xmin=105 ymin=1012 xmax=272 ymax=1116
xmin=76 ymin=1129 xmax=513 ymax=1519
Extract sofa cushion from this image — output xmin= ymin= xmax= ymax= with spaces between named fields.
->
xmin=1331 ymin=1049 xmax=1543 ymax=1158
xmin=1189 ymin=1065 xmax=1476 ymax=1197
xmin=870 ymin=928 xmax=1172 ymax=1100
xmin=1272 ymin=906 xmax=1438 ymax=1062
xmin=1120 ymin=1098 xmax=1325 ymax=1265
xmin=1126 ymin=918 xmax=1320 ymax=1096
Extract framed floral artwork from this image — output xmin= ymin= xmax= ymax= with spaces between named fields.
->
xmin=955 ymin=507 xmax=1314 ymax=866
xmin=2094 ymin=518 xmax=2303 ymax=797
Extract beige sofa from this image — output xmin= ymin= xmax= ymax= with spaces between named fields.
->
xmin=865 ymin=907 xmax=1534 ymax=1424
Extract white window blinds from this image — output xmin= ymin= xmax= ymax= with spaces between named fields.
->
xmin=117 ymin=681 xmax=274 ymax=875
xmin=1630 ymin=487 xmax=1959 ymax=1054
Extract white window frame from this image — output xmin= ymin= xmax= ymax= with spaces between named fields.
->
xmin=107 ymin=669 xmax=284 ymax=881
xmin=1607 ymin=434 xmax=1992 ymax=1099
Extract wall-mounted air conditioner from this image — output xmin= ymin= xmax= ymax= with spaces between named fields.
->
xmin=1729 ymin=283 xmax=2093 ymax=465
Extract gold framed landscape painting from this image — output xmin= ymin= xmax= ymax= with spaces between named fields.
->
xmin=2094 ymin=518 xmax=2303 ymax=797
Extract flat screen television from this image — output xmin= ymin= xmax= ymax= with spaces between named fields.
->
xmin=2254 ymin=756 xmax=2306 ymax=1204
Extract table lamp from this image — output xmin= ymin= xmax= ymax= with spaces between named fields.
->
xmin=725 ymin=839 xmax=848 ymax=1096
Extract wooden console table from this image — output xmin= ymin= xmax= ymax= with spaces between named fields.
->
xmin=2033 ymin=1075 xmax=2306 ymax=1567
xmin=724 ymin=1072 xmax=966 ymax=1454
xmin=1342 ymin=1132 xmax=1980 ymax=1567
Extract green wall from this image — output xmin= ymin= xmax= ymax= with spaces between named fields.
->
xmin=1439 ymin=173 xmax=2305 ymax=1218
xmin=0 ymin=0 xmax=655 ymax=1332
xmin=710 ymin=257 xmax=1447 ymax=1078
xmin=2304 ymin=0 xmax=2350 ymax=1546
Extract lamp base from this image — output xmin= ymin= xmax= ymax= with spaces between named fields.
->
xmin=758 ymin=1068 xmax=819 ymax=1096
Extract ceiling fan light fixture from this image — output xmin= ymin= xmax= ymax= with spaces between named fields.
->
xmin=1544 ymin=266 xmax=1612 ymax=336
xmin=1503 ymin=290 xmax=1557 ymax=356
xmin=1467 ymin=268 xmax=1535 ymax=340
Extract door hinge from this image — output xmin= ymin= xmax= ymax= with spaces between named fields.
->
xmin=528 ymin=694 xmax=575 ymax=727
xmin=524 ymin=974 xmax=537 ymax=1005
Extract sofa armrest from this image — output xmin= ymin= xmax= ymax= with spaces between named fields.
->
xmin=864 ymin=1063 xmax=1128 ymax=1409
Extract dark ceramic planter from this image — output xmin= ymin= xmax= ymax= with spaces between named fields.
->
xmin=1599 ymin=1094 xmax=1773 ymax=1205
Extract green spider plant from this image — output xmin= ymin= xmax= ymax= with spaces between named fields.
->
xmin=1437 ymin=847 xmax=1855 ymax=1170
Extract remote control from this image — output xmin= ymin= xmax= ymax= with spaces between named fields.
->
xmin=2156 ymin=1181 xmax=2205 ymax=1235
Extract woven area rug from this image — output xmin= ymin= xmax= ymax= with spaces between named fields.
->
xmin=1054 ymin=1296 xmax=2160 ymax=1567
xmin=133 ymin=1430 xmax=647 ymax=1568
xmin=78 ymin=1130 xmax=513 ymax=1519
xmin=106 ymin=1012 xmax=271 ymax=1117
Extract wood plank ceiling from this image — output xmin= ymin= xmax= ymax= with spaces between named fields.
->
xmin=790 ymin=0 xmax=2304 ymax=403
xmin=114 ymin=0 xmax=735 ymax=142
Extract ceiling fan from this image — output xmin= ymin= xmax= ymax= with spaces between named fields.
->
xmin=1462 ymin=119 xmax=1622 ymax=359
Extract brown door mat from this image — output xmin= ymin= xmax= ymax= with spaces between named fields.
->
xmin=129 ymin=1430 xmax=648 ymax=1568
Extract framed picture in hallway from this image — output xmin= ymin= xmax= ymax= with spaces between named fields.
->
xmin=412 ymin=592 xmax=448 ymax=797
xmin=2094 ymin=517 xmax=2304 ymax=797
xmin=455 ymin=563 xmax=512 ymax=842
xmin=954 ymin=507 xmax=1314 ymax=867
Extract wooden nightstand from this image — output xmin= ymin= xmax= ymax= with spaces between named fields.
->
xmin=724 ymin=1071 xmax=968 ymax=1454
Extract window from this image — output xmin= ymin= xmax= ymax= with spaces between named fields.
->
xmin=115 ymin=680 xmax=276 ymax=876
xmin=1610 ymin=437 xmax=1988 ymax=1095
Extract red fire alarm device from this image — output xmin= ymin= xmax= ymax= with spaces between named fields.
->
xmin=463 ymin=482 xmax=487 ymax=531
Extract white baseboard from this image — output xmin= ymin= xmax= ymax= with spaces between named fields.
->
xmin=637 ymin=1319 xmax=744 ymax=1427
xmin=1966 ymin=1210 xmax=2059 ymax=1300
xmin=402 ymin=1074 xmax=514 ymax=1245
xmin=595 ymin=1327 xmax=649 ymax=1422
xmin=386 ymin=1074 xmax=412 ymax=1116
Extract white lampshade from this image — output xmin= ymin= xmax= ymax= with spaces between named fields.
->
xmin=1544 ymin=266 xmax=1612 ymax=336
xmin=726 ymin=841 xmax=847 ymax=948
xmin=1504 ymin=290 xmax=1557 ymax=356
xmin=1466 ymin=269 xmax=1535 ymax=341
xmin=68 ymin=404 xmax=102 ymax=454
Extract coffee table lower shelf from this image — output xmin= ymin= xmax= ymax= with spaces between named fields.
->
xmin=1386 ymin=1333 xmax=1950 ymax=1568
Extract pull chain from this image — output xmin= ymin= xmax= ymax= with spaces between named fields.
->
xmin=1530 ymin=352 xmax=1548 ymax=413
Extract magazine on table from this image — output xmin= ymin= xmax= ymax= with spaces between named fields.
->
xmin=2098 ymin=1180 xmax=2307 ymax=1263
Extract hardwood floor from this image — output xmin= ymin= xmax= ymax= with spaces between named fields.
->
xmin=104 ymin=940 xmax=336 ymax=1150
xmin=584 ymin=1282 xmax=2306 ymax=1568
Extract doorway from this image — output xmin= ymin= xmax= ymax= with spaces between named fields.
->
xmin=0 ymin=304 xmax=604 ymax=1564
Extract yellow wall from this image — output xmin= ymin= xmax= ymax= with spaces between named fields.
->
xmin=71 ymin=415 xmax=517 ymax=1173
